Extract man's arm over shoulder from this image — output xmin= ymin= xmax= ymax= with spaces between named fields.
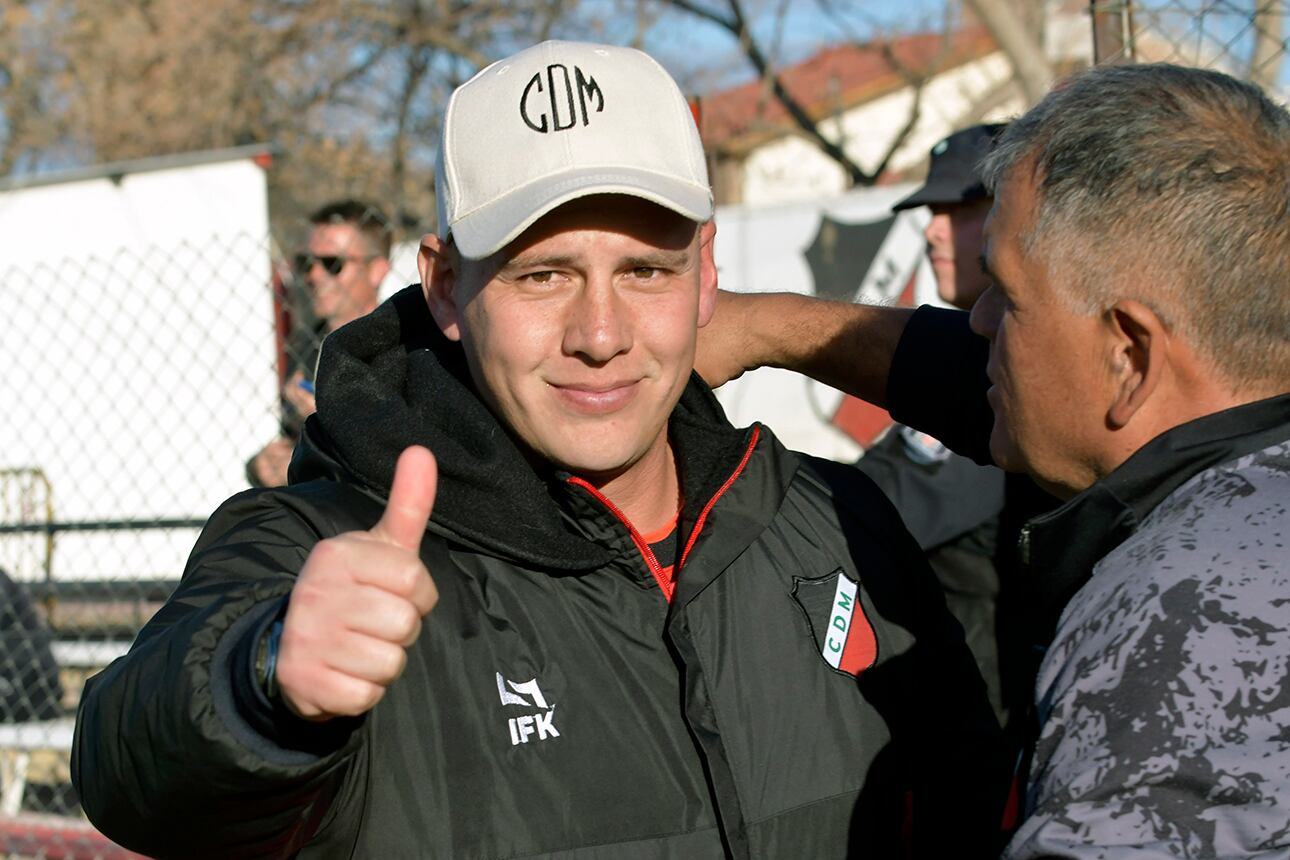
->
xmin=72 ymin=488 xmax=365 ymax=859
xmin=696 ymin=291 xmax=995 ymax=464
xmin=886 ymin=306 xmax=995 ymax=465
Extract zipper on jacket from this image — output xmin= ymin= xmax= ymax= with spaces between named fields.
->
xmin=567 ymin=425 xmax=762 ymax=602
xmin=677 ymin=426 xmax=760 ymax=571
xmin=566 ymin=477 xmax=676 ymax=600
xmin=1018 ymin=522 xmax=1032 ymax=567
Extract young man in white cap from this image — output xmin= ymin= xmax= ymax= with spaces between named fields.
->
xmin=72 ymin=41 xmax=1004 ymax=858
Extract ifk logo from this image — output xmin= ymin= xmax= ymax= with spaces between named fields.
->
xmin=496 ymin=672 xmax=560 ymax=746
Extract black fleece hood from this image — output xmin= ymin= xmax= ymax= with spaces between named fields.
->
xmin=290 ymin=285 xmax=754 ymax=573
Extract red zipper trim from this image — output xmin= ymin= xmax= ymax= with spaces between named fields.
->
xmin=678 ymin=425 xmax=761 ymax=571
xmin=567 ymin=424 xmax=762 ymax=602
xmin=566 ymin=476 xmax=676 ymax=601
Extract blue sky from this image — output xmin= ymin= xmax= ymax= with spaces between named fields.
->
xmin=635 ymin=0 xmax=958 ymax=93
xmin=628 ymin=1 xmax=1288 ymax=97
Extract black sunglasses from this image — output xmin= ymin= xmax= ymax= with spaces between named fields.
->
xmin=293 ymin=253 xmax=373 ymax=276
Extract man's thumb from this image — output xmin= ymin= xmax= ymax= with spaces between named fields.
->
xmin=372 ymin=446 xmax=437 ymax=551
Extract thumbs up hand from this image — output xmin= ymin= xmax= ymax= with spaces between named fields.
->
xmin=275 ymin=446 xmax=440 ymax=721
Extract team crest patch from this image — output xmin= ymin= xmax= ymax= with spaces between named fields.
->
xmin=792 ymin=570 xmax=878 ymax=678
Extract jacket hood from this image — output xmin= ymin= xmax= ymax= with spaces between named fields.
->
xmin=291 ymin=285 xmax=753 ymax=573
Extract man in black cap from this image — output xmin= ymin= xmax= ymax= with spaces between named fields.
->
xmin=853 ymin=123 xmax=1051 ymax=740
xmin=895 ymin=123 xmax=1004 ymax=309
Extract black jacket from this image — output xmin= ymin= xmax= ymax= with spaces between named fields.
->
xmin=887 ymin=305 xmax=1290 ymax=852
xmin=73 ymin=288 xmax=1005 ymax=859
xmin=0 ymin=567 xmax=63 ymax=723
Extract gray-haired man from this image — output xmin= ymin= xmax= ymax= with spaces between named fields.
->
xmin=699 ymin=63 xmax=1290 ymax=857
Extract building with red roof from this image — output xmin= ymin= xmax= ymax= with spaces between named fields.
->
xmin=696 ymin=14 xmax=1091 ymax=206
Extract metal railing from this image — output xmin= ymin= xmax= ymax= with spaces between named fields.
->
xmin=1091 ymin=0 xmax=1289 ymax=95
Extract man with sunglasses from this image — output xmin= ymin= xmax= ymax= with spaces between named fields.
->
xmin=247 ymin=200 xmax=392 ymax=487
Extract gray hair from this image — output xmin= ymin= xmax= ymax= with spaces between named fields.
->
xmin=981 ymin=63 xmax=1290 ymax=388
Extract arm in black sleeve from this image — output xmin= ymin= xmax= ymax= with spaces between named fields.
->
xmin=885 ymin=306 xmax=996 ymax=466
xmin=72 ymin=489 xmax=364 ymax=859
xmin=855 ymin=428 xmax=1006 ymax=551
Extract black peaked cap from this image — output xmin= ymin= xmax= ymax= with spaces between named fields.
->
xmin=891 ymin=123 xmax=1007 ymax=212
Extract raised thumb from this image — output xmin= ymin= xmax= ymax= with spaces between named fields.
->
xmin=371 ymin=445 xmax=437 ymax=551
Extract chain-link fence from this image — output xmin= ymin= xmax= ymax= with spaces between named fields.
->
xmin=0 ymin=4 xmax=1287 ymax=858
xmin=1091 ymin=0 xmax=1289 ymax=95
xmin=0 ymin=166 xmax=424 ymax=856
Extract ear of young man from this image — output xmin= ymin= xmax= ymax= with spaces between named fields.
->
xmin=418 ymin=233 xmax=464 ymax=341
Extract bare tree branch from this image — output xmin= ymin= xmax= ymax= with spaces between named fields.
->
xmin=867 ymin=79 xmax=923 ymax=181
xmin=966 ymin=0 xmax=1052 ymax=105
xmin=667 ymin=0 xmax=871 ymax=185
xmin=1249 ymin=0 xmax=1285 ymax=92
xmin=664 ymin=0 xmax=735 ymax=30
xmin=391 ymin=46 xmax=433 ymax=228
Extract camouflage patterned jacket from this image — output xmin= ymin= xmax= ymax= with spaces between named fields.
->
xmin=1002 ymin=393 xmax=1290 ymax=858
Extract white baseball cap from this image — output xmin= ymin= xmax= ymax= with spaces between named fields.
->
xmin=436 ymin=40 xmax=714 ymax=260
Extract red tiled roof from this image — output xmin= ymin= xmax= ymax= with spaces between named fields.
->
xmin=698 ymin=28 xmax=999 ymax=152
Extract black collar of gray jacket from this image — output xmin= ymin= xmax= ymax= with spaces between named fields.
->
xmin=1023 ymin=390 xmax=1290 ymax=642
